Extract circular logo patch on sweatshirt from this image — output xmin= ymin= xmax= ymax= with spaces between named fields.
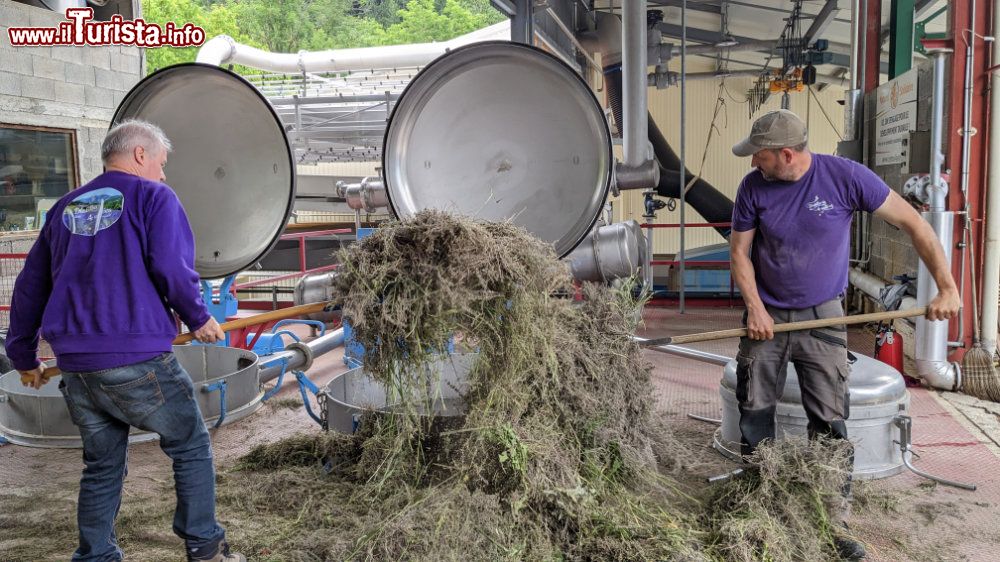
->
xmin=62 ymin=187 xmax=124 ymax=236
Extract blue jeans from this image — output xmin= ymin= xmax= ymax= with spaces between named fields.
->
xmin=59 ymin=352 xmax=225 ymax=562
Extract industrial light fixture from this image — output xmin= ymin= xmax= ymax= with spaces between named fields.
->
xmin=714 ymin=36 xmax=739 ymax=48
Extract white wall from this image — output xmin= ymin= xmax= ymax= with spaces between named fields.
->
xmin=612 ymin=72 xmax=846 ymax=255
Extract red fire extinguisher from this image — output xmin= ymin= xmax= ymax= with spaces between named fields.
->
xmin=874 ymin=322 xmax=918 ymax=386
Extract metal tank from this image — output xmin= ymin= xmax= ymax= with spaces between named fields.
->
xmin=0 ymin=346 xmax=261 ymax=448
xmin=323 ymin=354 xmax=474 ymax=433
xmin=716 ymin=354 xmax=909 ymax=479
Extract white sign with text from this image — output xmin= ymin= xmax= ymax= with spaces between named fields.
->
xmin=874 ymin=68 xmax=918 ymax=166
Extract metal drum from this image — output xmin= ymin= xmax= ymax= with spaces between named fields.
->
xmin=716 ymin=354 xmax=909 ymax=479
xmin=382 ymin=42 xmax=612 ymax=258
xmin=323 ymin=354 xmax=474 ymax=433
xmin=0 ymin=346 xmax=261 ymax=448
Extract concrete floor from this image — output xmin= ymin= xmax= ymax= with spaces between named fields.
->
xmin=2 ymin=306 xmax=1000 ymax=561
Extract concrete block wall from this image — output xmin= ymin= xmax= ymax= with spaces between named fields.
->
xmin=0 ymin=0 xmax=144 ymax=184
xmin=860 ymin=60 xmax=937 ymax=289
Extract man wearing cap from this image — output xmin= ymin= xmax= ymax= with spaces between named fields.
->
xmin=729 ymin=109 xmax=960 ymax=560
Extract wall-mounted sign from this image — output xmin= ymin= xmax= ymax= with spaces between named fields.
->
xmin=874 ymin=68 xmax=918 ymax=166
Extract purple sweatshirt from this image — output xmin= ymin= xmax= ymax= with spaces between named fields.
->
xmin=732 ymin=153 xmax=890 ymax=309
xmin=5 ymin=171 xmax=211 ymax=373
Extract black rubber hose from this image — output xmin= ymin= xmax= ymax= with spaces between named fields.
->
xmin=605 ymin=66 xmax=733 ymax=238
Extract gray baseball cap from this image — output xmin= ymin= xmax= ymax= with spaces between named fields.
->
xmin=732 ymin=109 xmax=808 ymax=157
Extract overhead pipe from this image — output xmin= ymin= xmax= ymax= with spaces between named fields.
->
xmin=604 ymin=69 xmax=734 ymax=238
xmin=196 ymin=21 xmax=510 ymax=71
xmin=615 ymin=0 xmax=660 ymax=191
xmin=983 ymin=0 xmax=1000 ymax=354
xmin=670 ymin=38 xmax=777 ymax=57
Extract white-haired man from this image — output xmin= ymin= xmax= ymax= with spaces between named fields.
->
xmin=6 ymin=120 xmax=242 ymax=562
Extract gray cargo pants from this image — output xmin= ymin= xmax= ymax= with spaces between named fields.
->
xmin=736 ymin=297 xmax=851 ymax=457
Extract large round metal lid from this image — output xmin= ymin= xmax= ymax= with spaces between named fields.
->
xmin=383 ymin=42 xmax=612 ymax=258
xmin=722 ymin=354 xmax=907 ymax=406
xmin=112 ymin=63 xmax=294 ymax=279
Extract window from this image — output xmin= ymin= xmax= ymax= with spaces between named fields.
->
xmin=0 ymin=124 xmax=79 ymax=231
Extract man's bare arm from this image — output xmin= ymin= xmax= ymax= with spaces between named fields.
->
xmin=731 ymin=229 xmax=774 ymax=340
xmin=873 ymin=190 xmax=960 ymax=321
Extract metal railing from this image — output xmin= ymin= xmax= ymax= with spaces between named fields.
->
xmin=233 ymin=228 xmax=353 ymax=309
xmin=0 ymin=233 xmax=39 ymax=330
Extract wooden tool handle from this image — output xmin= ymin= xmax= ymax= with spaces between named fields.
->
xmin=38 ymin=301 xmax=333 ymax=378
xmin=172 ymin=301 xmax=332 ymax=344
xmin=640 ymin=307 xmax=928 ymax=347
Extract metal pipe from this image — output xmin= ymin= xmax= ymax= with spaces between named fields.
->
xmin=952 ymin=0 xmax=978 ymax=348
xmin=644 ymin=223 xmax=654 ymax=292
xmin=670 ymin=38 xmax=777 ymax=56
xmin=982 ymin=0 xmax=1000 ymax=354
xmin=850 ymin=0 xmax=861 ymax=89
xmin=259 ymin=327 xmax=346 ymax=382
xmin=622 ymin=0 xmax=648 ymax=168
xmin=545 ymin=6 xmax=601 ymax=71
xmin=929 ymin=51 xmax=948 ymax=212
xmin=196 ymin=21 xmax=510 ymax=71
xmin=960 ymin=0 xmax=977 ymax=203
xmin=843 ymin=0 xmax=863 ymax=140
xmin=679 ymin=0 xmax=687 ymax=314
xmin=915 ymin=212 xmax=960 ymax=390
xmin=858 ymin=0 xmax=868 ymax=93
xmin=902 ymin=452 xmax=977 ymax=490
xmin=634 ymin=336 xmax=734 ymax=366
xmin=849 ymin=267 xmax=919 ymax=310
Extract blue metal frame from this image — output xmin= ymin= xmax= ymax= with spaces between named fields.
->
xmin=199 ymin=275 xmax=238 ymax=346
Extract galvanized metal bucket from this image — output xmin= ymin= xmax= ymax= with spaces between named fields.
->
xmin=322 ymin=354 xmax=474 ymax=433
xmin=0 ymin=346 xmax=262 ymax=448
xmin=716 ymin=353 xmax=909 ymax=480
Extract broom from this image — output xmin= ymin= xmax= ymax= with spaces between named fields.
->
xmin=961 ymin=252 xmax=1000 ymax=401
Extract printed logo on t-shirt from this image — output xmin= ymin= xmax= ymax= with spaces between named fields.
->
xmin=62 ymin=187 xmax=124 ymax=236
xmin=806 ymin=195 xmax=835 ymax=216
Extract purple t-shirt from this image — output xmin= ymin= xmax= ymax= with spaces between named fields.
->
xmin=731 ymin=153 xmax=890 ymax=309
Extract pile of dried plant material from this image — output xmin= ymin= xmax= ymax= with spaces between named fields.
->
xmin=702 ymin=437 xmax=854 ymax=562
xmin=216 ymin=210 xmax=853 ymax=561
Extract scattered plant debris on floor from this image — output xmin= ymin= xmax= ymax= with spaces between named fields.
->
xmin=0 ymin=211 xmax=857 ymax=562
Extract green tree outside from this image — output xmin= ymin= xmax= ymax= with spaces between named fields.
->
xmin=140 ymin=0 xmax=505 ymax=75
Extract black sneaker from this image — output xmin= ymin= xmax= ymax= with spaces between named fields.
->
xmin=834 ymin=535 xmax=867 ymax=561
xmin=189 ymin=541 xmax=246 ymax=562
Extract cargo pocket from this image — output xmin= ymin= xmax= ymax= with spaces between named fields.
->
xmin=736 ymin=354 xmax=755 ymax=405
xmin=101 ymin=371 xmax=165 ymax=421
xmin=837 ymin=364 xmax=851 ymax=420
xmin=810 ymin=329 xmax=847 ymax=348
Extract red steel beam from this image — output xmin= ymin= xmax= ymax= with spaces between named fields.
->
xmin=937 ymin=0 xmax=992 ymax=356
